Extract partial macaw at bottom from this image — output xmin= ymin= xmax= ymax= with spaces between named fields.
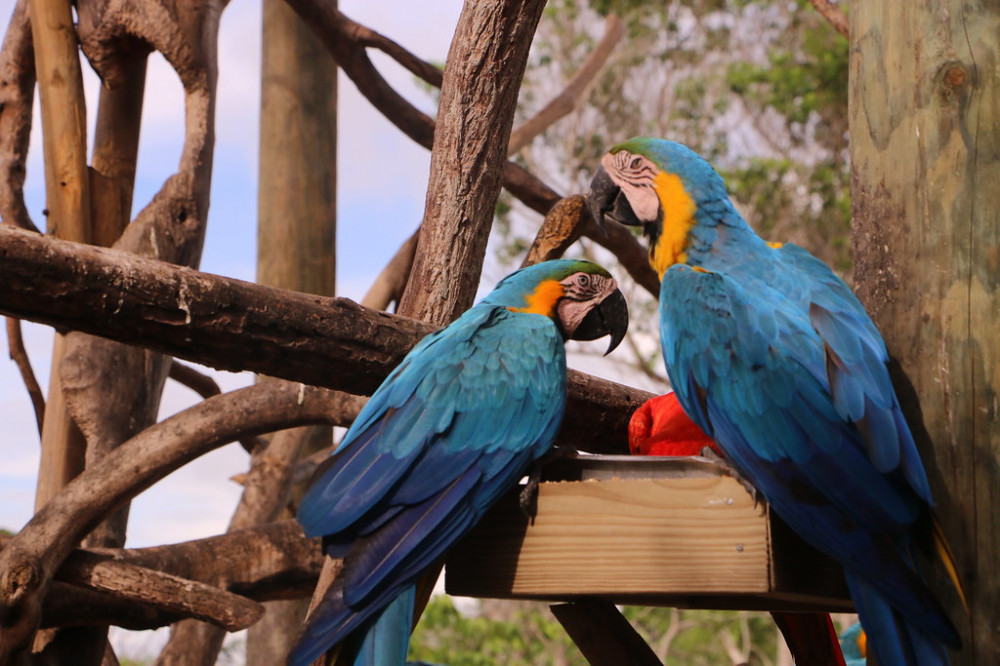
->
xmin=629 ymin=392 xmax=846 ymax=666
xmin=840 ymin=622 xmax=867 ymax=666
xmin=288 ymin=259 xmax=628 ymax=666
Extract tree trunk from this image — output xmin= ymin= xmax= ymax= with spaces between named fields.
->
xmin=398 ymin=0 xmax=548 ymax=326
xmin=849 ymin=2 xmax=1000 ymax=664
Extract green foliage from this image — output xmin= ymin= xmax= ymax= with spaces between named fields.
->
xmin=408 ymin=597 xmax=583 ymax=665
xmin=408 ymin=596 xmax=784 ymax=665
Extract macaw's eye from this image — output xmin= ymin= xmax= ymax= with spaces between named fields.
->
xmin=576 ymin=274 xmax=591 ymax=288
xmin=630 ymin=156 xmax=643 ymax=170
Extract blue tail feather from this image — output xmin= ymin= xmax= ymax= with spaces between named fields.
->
xmin=846 ymin=570 xmax=954 ymax=666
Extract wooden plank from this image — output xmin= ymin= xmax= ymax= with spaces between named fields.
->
xmin=446 ymin=458 xmax=851 ymax=611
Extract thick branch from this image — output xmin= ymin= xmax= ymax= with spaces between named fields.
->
xmin=399 ymin=0 xmax=548 ymax=324
xmin=54 ymin=550 xmax=263 ymax=632
xmin=0 ymin=522 xmax=322 ymax=630
xmin=0 ymin=226 xmax=648 ymax=448
xmin=0 ymin=225 xmax=429 ymax=396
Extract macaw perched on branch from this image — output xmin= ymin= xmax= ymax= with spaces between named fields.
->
xmin=590 ymin=138 xmax=965 ymax=666
xmin=288 ymin=259 xmax=628 ymax=666
xmin=628 ymin=391 xmax=846 ymax=666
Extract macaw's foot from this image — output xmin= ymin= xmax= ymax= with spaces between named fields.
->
xmin=519 ymin=446 xmax=578 ymax=520
xmin=699 ymin=446 xmax=760 ymax=508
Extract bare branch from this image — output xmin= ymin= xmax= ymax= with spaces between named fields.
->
xmin=807 ymin=0 xmax=849 ymax=38
xmin=339 ymin=16 xmax=442 ymax=88
xmin=521 ymin=195 xmax=589 ymax=267
xmin=508 ymin=14 xmax=624 ymax=155
xmin=5 ymin=317 xmax=44 ymax=434
xmin=0 ymin=225 xmax=430 ymax=396
xmin=0 ymin=522 xmax=322 ymax=630
xmin=0 ymin=381 xmax=364 ymax=658
xmin=360 ymin=230 xmax=420 ymax=311
xmin=168 ymin=361 xmax=223 ymax=400
xmin=0 ymin=225 xmax=649 ymax=451
xmin=54 ymin=550 xmax=264 ymax=632
xmin=399 ymin=0 xmax=547 ymax=324
xmin=168 ymin=361 xmax=263 ymax=454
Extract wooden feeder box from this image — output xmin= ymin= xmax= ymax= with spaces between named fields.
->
xmin=446 ymin=455 xmax=853 ymax=612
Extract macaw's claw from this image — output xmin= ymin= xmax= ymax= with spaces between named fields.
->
xmin=519 ymin=475 xmax=540 ymax=520
xmin=518 ymin=446 xmax=579 ymax=521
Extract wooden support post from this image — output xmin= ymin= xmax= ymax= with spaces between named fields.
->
xmin=551 ymin=600 xmax=663 ymax=666
xmin=850 ymin=2 xmax=1000 ymax=663
xmin=250 ymin=0 xmax=339 ymax=661
xmin=28 ymin=0 xmax=92 ymax=537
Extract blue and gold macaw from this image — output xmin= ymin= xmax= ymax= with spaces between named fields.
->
xmin=589 ymin=137 xmax=965 ymax=665
xmin=288 ymin=259 xmax=628 ymax=666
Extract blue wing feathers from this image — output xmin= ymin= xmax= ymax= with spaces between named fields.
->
xmin=661 ymin=260 xmax=957 ymax=650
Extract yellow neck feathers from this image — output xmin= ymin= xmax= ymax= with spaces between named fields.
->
xmin=650 ymin=172 xmax=697 ymax=278
xmin=507 ymin=280 xmax=565 ymax=316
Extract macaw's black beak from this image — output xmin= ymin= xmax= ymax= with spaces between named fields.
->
xmin=571 ymin=288 xmax=629 ymax=356
xmin=588 ymin=166 xmax=643 ymax=232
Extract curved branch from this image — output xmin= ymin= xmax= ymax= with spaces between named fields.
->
xmin=5 ymin=317 xmax=44 ymax=435
xmin=508 ymin=14 xmax=624 ymax=154
xmin=54 ymin=550 xmax=263 ymax=632
xmin=0 ymin=381 xmax=364 ymax=659
xmin=339 ymin=16 xmax=443 ymax=88
xmin=168 ymin=361 xmax=264 ymax=453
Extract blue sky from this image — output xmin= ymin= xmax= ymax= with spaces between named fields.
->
xmin=0 ymin=0 xmax=464 ymax=542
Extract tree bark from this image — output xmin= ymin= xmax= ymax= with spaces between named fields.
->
xmin=0 ymin=0 xmax=37 ymax=232
xmin=29 ymin=0 xmax=93 ymax=533
xmin=398 ymin=0 xmax=547 ymax=325
xmin=849 ymin=3 xmax=999 ymax=663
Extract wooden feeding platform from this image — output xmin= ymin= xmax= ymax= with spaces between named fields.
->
xmin=446 ymin=455 xmax=853 ymax=613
